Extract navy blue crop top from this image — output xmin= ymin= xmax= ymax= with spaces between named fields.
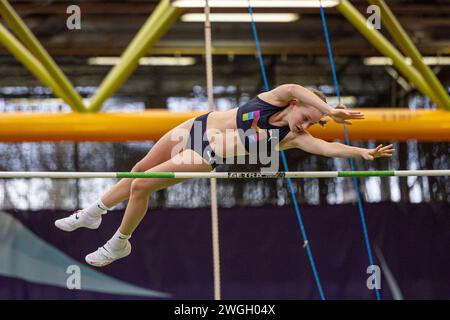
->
xmin=236 ymin=96 xmax=291 ymax=153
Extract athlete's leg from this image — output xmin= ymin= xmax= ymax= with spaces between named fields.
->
xmin=119 ymin=151 xmax=211 ymax=235
xmin=101 ymin=119 xmax=194 ymax=208
xmin=55 ymin=119 xmax=194 ymax=232
xmin=85 ymin=150 xmax=211 ymax=267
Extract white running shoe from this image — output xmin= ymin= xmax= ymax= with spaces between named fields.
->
xmin=54 ymin=210 xmax=102 ymax=232
xmin=85 ymin=241 xmax=132 ymax=267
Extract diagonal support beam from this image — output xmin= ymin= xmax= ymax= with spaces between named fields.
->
xmin=0 ymin=0 xmax=86 ymax=112
xmin=88 ymin=0 xmax=183 ymax=112
xmin=368 ymin=0 xmax=450 ymax=109
xmin=336 ymin=0 xmax=443 ymax=107
xmin=0 ymin=23 xmax=78 ymax=108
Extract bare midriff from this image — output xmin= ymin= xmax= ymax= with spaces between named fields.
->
xmin=173 ymin=106 xmax=293 ymax=159
xmin=205 ymin=108 xmax=246 ymax=158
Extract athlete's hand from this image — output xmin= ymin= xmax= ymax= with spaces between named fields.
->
xmin=331 ymin=104 xmax=365 ymax=125
xmin=361 ymin=144 xmax=395 ymax=160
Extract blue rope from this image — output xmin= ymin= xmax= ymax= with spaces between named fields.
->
xmin=319 ymin=2 xmax=381 ymax=300
xmin=247 ymin=4 xmax=326 ymax=300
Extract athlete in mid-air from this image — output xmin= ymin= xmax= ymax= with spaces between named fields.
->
xmin=55 ymin=84 xmax=394 ymax=266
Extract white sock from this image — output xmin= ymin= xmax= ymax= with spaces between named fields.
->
xmin=83 ymin=199 xmax=111 ymax=218
xmin=108 ymin=229 xmax=131 ymax=251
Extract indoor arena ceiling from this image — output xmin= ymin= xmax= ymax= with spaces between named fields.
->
xmin=0 ymin=0 xmax=449 ymax=106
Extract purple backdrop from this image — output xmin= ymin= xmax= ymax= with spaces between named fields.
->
xmin=1 ymin=202 xmax=449 ymax=299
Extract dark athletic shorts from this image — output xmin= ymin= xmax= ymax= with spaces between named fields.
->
xmin=185 ymin=113 xmax=218 ymax=169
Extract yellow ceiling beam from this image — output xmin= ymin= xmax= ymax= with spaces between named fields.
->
xmin=88 ymin=0 xmax=183 ymax=112
xmin=0 ymin=24 xmax=81 ymax=110
xmin=0 ymin=0 xmax=85 ymax=112
xmin=336 ymin=0 xmax=444 ymax=108
xmin=368 ymin=0 xmax=450 ymax=109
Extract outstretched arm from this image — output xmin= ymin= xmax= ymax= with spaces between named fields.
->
xmin=268 ymin=84 xmax=365 ymax=124
xmin=289 ymin=132 xmax=394 ymax=160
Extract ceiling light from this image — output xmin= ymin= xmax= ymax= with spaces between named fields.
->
xmin=327 ymin=96 xmax=357 ymax=106
xmin=181 ymin=13 xmax=299 ymax=22
xmin=172 ymin=0 xmax=339 ymax=8
xmin=364 ymin=56 xmax=450 ymax=66
xmin=88 ymin=56 xmax=196 ymax=66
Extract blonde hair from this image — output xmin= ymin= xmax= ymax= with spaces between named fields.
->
xmin=307 ymin=87 xmax=329 ymax=127
xmin=317 ymin=116 xmax=330 ymax=127
xmin=307 ymin=87 xmax=327 ymax=103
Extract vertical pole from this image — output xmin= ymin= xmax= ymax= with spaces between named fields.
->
xmin=204 ymin=0 xmax=221 ymax=301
